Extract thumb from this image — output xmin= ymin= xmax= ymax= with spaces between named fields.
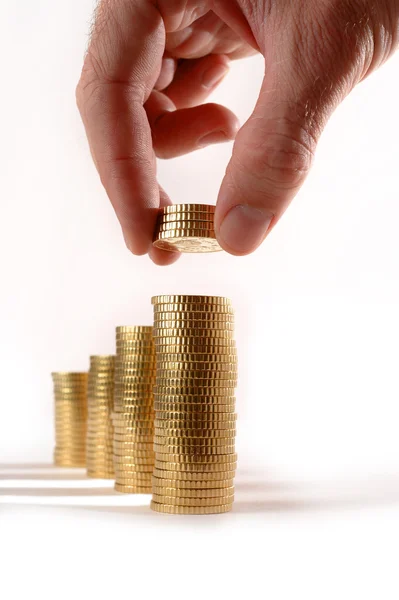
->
xmin=214 ymin=58 xmax=339 ymax=256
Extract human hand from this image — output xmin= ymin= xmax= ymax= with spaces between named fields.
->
xmin=77 ymin=1 xmax=399 ymax=264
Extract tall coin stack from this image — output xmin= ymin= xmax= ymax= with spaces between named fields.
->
xmin=151 ymin=295 xmax=238 ymax=515
xmin=52 ymin=372 xmax=88 ymax=468
xmin=112 ymin=326 xmax=156 ymax=493
xmin=86 ymin=356 xmax=115 ymax=479
xmin=153 ymin=204 xmax=222 ymax=253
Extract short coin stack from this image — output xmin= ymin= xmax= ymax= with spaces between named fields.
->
xmin=52 ymin=372 xmax=88 ymax=468
xmin=153 ymin=204 xmax=222 ymax=253
xmin=112 ymin=326 xmax=156 ymax=493
xmin=86 ymin=356 xmax=115 ymax=478
xmin=151 ymin=295 xmax=238 ymax=515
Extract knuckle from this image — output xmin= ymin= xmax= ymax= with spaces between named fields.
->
xmin=239 ymin=117 xmax=315 ymax=191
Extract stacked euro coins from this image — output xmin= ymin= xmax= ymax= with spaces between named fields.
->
xmin=151 ymin=295 xmax=238 ymax=515
xmin=112 ymin=326 xmax=156 ymax=493
xmin=153 ymin=204 xmax=222 ymax=253
xmin=86 ymin=356 xmax=115 ymax=479
xmin=52 ymin=372 xmax=88 ymax=468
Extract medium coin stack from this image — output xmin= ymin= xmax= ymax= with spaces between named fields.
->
xmin=151 ymin=295 xmax=238 ymax=515
xmin=86 ymin=356 xmax=115 ymax=479
xmin=112 ymin=326 xmax=156 ymax=493
xmin=152 ymin=204 xmax=222 ymax=253
xmin=52 ymin=372 xmax=88 ymax=468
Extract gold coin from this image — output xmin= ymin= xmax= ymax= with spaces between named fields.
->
xmin=153 ymin=231 xmax=220 ymax=254
xmin=154 ymin=399 xmax=235 ymax=409
xmin=113 ymin=387 xmax=154 ymax=396
xmin=154 ymin=436 xmax=235 ymax=448
xmin=154 ymin=447 xmax=235 ymax=458
xmin=155 ymin=379 xmax=236 ymax=388
xmin=115 ymin=362 xmax=155 ymax=372
xmin=115 ymin=477 xmax=152 ymax=485
xmin=159 ymin=213 xmax=214 ymax=224
xmin=113 ymin=434 xmax=153 ymax=443
xmin=115 ymin=471 xmax=151 ymax=479
xmin=114 ymin=371 xmax=156 ymax=380
xmin=152 ymin=475 xmax=234 ymax=488
xmin=113 ymin=459 xmax=154 ymax=469
xmin=112 ymin=408 xmax=154 ymax=418
xmin=153 ymin=326 xmax=233 ymax=337
xmin=152 ymin=467 xmax=236 ymax=479
xmin=112 ymin=426 xmax=153 ymax=435
xmin=154 ymin=307 xmax=233 ymax=317
xmin=157 ymin=220 xmax=216 ymax=232
xmin=155 ymin=451 xmax=237 ymax=463
xmin=152 ymin=485 xmax=234 ymax=498
xmin=55 ymin=460 xmax=86 ymax=468
xmin=53 ymin=390 xmax=87 ymax=396
xmin=115 ymin=484 xmax=152 ymax=494
xmin=116 ymin=326 xmax=153 ymax=334
xmin=155 ymin=424 xmax=236 ymax=435
xmin=155 ymin=348 xmax=237 ymax=358
xmin=155 ymin=452 xmax=236 ymax=464
xmin=155 ymin=340 xmax=236 ymax=349
xmin=150 ymin=501 xmax=232 ymax=515
xmin=156 ymin=227 xmax=217 ymax=238
xmin=115 ymin=347 xmax=155 ymax=356
xmin=114 ymin=458 xmax=154 ymax=471
xmin=153 ymin=300 xmax=233 ymax=311
xmin=113 ymin=426 xmax=153 ymax=435
xmin=156 ymin=361 xmax=237 ymax=372
xmin=155 ymin=368 xmax=237 ymax=379
xmin=154 ymin=402 xmax=235 ymax=412
xmin=156 ymin=204 xmax=216 ymax=215
xmin=114 ymin=373 xmax=156 ymax=382
xmin=111 ymin=410 xmax=153 ymax=418
xmin=154 ymin=411 xmax=237 ymax=422
xmin=154 ymin=323 xmax=234 ymax=334
xmin=52 ymin=372 xmax=88 ymax=379
xmin=151 ymin=493 xmax=234 ymax=507
xmin=116 ymin=330 xmax=153 ymax=338
xmin=113 ymin=439 xmax=154 ymax=448
xmin=155 ymin=429 xmax=235 ymax=440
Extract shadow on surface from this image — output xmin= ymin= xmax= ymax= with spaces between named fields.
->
xmin=234 ymin=476 xmax=399 ymax=514
xmin=0 ymin=463 xmax=87 ymax=481
xmin=2 ymin=464 xmax=399 ymax=516
xmin=1 ymin=487 xmax=119 ymax=497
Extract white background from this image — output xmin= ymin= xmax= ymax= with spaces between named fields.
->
xmin=1 ymin=1 xmax=399 ymax=598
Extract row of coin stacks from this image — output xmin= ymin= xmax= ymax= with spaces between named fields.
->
xmin=51 ymin=296 xmax=237 ymax=515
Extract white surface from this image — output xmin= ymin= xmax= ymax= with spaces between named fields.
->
xmin=1 ymin=1 xmax=399 ymax=597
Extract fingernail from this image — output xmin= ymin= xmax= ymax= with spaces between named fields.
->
xmin=219 ymin=205 xmax=273 ymax=254
xmin=202 ymin=65 xmax=229 ymax=89
xmin=198 ymin=131 xmax=231 ymax=148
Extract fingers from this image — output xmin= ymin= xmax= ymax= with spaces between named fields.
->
xmin=148 ymin=187 xmax=181 ymax=266
xmin=154 ymin=56 xmax=177 ymax=91
xmin=146 ymin=91 xmax=239 ymax=158
xmin=163 ymin=54 xmax=230 ymax=108
xmin=76 ymin=0 xmax=165 ymax=256
xmin=214 ymin=53 xmax=344 ymax=256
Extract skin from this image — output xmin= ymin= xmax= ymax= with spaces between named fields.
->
xmin=76 ymin=0 xmax=399 ymax=265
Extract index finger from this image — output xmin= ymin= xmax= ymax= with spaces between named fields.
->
xmin=76 ymin=0 xmax=165 ymax=255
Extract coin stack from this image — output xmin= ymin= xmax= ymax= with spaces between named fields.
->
xmin=153 ymin=204 xmax=222 ymax=253
xmin=86 ymin=356 xmax=115 ymax=479
xmin=52 ymin=372 xmax=88 ymax=468
xmin=151 ymin=295 xmax=238 ymax=515
xmin=112 ymin=326 xmax=156 ymax=493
